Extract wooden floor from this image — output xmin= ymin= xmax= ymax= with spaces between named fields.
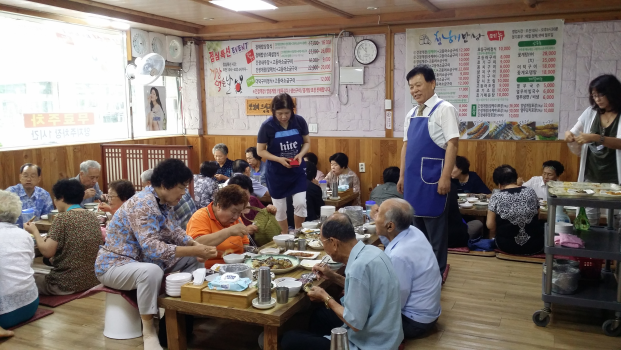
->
xmin=2 ymin=254 xmax=621 ymax=350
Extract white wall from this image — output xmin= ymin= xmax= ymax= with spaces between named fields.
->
xmin=182 ymin=43 xmax=202 ymax=131
xmin=182 ymin=21 xmax=621 ymax=139
xmin=394 ymin=21 xmax=621 ymax=139
xmin=203 ymin=34 xmax=387 ymax=137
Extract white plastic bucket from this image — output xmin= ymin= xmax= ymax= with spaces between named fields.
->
xmin=103 ymin=293 xmax=142 ymax=339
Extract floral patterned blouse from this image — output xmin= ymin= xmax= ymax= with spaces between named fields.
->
xmin=193 ymin=174 xmax=219 ymax=209
xmin=46 ymin=210 xmax=102 ymax=292
xmin=95 ymin=186 xmax=193 ymax=277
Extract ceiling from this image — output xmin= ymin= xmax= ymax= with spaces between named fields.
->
xmin=0 ymin=0 xmax=618 ymax=38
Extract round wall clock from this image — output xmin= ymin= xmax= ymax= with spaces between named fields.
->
xmin=354 ymin=39 xmax=378 ymax=65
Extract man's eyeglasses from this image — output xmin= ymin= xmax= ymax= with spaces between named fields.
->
xmin=21 ymin=174 xmax=38 ymax=179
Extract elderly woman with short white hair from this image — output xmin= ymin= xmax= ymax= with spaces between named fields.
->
xmin=213 ymin=143 xmax=234 ymax=183
xmin=0 ymin=190 xmax=38 ymax=337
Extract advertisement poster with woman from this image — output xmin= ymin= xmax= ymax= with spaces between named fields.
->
xmin=145 ymin=86 xmax=167 ymax=131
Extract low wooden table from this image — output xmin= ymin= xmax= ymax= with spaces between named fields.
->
xmin=324 ymin=189 xmax=359 ymax=209
xmin=34 ymin=219 xmax=52 ymax=233
xmin=159 ymin=235 xmax=379 ymax=350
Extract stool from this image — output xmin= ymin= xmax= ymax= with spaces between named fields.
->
xmin=103 ymin=293 xmax=142 ymax=339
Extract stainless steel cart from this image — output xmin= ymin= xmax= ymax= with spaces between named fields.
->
xmin=533 ymin=190 xmax=621 ymax=336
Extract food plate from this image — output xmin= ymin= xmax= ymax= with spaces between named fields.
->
xmin=274 ymin=277 xmax=296 ymax=284
xmin=301 ymin=228 xmax=320 ymax=234
xmin=549 ymin=188 xmax=595 ymax=197
xmin=300 ymin=259 xmax=323 ymax=270
xmin=307 ymin=239 xmax=323 ymax=250
xmin=284 ymin=250 xmax=320 ymax=259
xmin=245 ymin=255 xmax=300 ymax=274
xmin=259 ymin=247 xmax=280 ymax=255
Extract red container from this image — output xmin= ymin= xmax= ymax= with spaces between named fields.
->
xmin=576 ymin=257 xmax=603 ymax=281
xmin=289 ymin=158 xmax=300 ymax=167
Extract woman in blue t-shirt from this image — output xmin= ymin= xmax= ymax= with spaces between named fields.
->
xmin=257 ymin=93 xmax=310 ymax=233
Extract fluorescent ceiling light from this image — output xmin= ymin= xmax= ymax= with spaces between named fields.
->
xmin=209 ymin=0 xmax=277 ymax=12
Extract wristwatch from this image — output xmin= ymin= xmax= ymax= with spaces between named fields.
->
xmin=324 ymin=296 xmax=333 ymax=309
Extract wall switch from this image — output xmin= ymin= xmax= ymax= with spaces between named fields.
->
xmin=385 ymin=99 xmax=392 ymax=110
xmin=359 ymin=163 xmax=366 ymax=173
xmin=309 ymin=123 xmax=318 ymax=133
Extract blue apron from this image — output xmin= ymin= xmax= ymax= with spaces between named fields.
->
xmin=265 ymin=117 xmax=307 ymax=199
xmin=404 ymin=100 xmax=447 ymax=218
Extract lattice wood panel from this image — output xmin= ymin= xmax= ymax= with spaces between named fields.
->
xmin=101 ymin=144 xmax=194 ymax=194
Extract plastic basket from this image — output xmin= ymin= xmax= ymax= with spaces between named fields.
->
xmin=576 ymin=257 xmax=603 ymax=281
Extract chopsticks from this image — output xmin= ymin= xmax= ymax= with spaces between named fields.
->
xmin=301 ymin=255 xmax=331 ymax=285
xmin=26 ymin=216 xmax=36 ymax=224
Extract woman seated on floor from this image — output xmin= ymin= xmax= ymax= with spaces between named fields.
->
xmin=95 ymin=159 xmax=216 ymax=350
xmin=193 ymin=161 xmax=220 ymax=209
xmin=228 ymin=174 xmax=277 ymax=228
xmin=0 ymin=190 xmax=38 ymax=337
xmin=487 ymin=164 xmax=544 ymax=255
xmin=186 ymin=185 xmax=251 ymax=268
xmin=324 ymin=152 xmax=361 ymax=206
xmin=451 ymin=156 xmax=491 ymax=194
xmin=24 ymin=179 xmax=102 ymax=296
xmin=98 ymin=180 xmax=136 ymax=217
xmin=447 ymin=182 xmax=483 ymax=248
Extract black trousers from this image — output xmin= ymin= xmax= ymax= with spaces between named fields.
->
xmin=281 ymin=307 xmax=343 ymax=350
xmin=402 ymin=314 xmax=437 ymax=339
xmin=413 ymin=208 xmax=449 ymax=275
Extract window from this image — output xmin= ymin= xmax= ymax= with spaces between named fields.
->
xmin=0 ymin=12 xmax=129 ymax=150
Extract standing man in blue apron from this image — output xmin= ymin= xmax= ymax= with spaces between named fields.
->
xmin=257 ymin=93 xmax=310 ymax=234
xmin=397 ymin=65 xmax=459 ymax=275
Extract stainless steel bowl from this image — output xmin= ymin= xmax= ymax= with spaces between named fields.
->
xmin=219 ymin=264 xmax=252 ymax=279
xmin=48 ymin=210 xmax=59 ymax=222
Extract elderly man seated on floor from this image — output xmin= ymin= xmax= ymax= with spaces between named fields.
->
xmin=375 ymin=198 xmax=442 ymax=339
xmin=281 ymin=213 xmax=404 ymax=350
xmin=6 ymin=163 xmax=54 ymax=228
xmin=74 ymin=160 xmax=106 ymax=206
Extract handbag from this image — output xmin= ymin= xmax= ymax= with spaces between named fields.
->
xmin=243 ymin=206 xmax=281 ymax=246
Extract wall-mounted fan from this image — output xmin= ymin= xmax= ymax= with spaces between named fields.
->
xmin=125 ymin=53 xmax=166 ymax=85
xmin=149 ymin=32 xmax=167 ymax=57
xmin=130 ymin=28 xmax=151 ymax=58
xmin=166 ymin=35 xmax=184 ymax=63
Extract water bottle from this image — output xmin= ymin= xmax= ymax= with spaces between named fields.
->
xmin=20 ymin=208 xmax=35 ymax=228
xmin=319 ymin=180 xmax=328 ymax=200
xmin=365 ymin=200 xmax=376 ymax=222
xmin=252 ymin=172 xmax=261 ymax=183
xmin=555 ymin=205 xmax=571 ymax=223
xmin=574 ymin=207 xmax=591 ymax=232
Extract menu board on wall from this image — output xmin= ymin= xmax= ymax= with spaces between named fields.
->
xmin=205 ymin=36 xmax=333 ymax=97
xmin=406 ymin=19 xmax=563 ymax=140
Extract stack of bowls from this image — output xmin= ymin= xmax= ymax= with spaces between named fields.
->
xmin=166 ymin=273 xmax=192 ymax=297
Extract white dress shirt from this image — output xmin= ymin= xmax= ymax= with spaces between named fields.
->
xmin=380 ymin=225 xmax=442 ymax=324
xmin=523 ymin=176 xmax=547 ymax=200
xmin=403 ymin=93 xmax=460 ymax=149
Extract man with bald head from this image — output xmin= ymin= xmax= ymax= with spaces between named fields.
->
xmin=376 ymin=198 xmax=442 ymax=339
xmin=281 ymin=213 xmax=403 ymax=350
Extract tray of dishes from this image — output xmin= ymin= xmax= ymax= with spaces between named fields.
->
xmin=548 ymin=181 xmax=621 ymax=199
xmin=244 ymin=255 xmax=300 ymax=274
xmin=283 ymin=250 xmax=321 ymax=259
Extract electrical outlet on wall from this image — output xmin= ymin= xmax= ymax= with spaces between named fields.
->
xmin=359 ymin=163 xmax=366 ymax=173
xmin=309 ymin=123 xmax=318 ymax=133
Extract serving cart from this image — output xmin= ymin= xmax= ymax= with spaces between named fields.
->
xmin=533 ymin=189 xmax=621 ymax=336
